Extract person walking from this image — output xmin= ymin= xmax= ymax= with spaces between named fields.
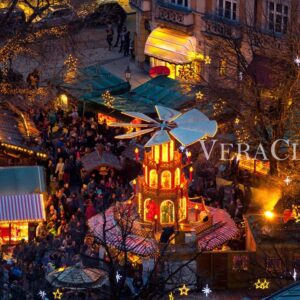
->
xmin=119 ymin=26 xmax=127 ymax=53
xmin=124 ymin=31 xmax=131 ymax=57
xmin=106 ymin=22 xmax=114 ymax=51
xmin=114 ymin=17 xmax=123 ymax=48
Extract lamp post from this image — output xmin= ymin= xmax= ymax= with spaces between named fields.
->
xmin=125 ymin=65 xmax=131 ymax=82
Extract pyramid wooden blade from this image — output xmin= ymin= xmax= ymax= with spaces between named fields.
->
xmin=114 ymin=128 xmax=155 ymax=139
xmin=109 ymin=123 xmax=150 ymax=128
xmin=169 ymin=128 xmax=206 ymax=147
xmin=144 ymin=130 xmax=171 ymax=147
xmin=155 ymin=105 xmax=181 ymax=122
xmin=122 ymin=112 xmax=159 ymax=124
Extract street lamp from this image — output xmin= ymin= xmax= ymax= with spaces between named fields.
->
xmin=125 ymin=65 xmax=131 ymax=82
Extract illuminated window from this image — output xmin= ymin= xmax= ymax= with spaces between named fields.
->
xmin=162 ymin=143 xmax=169 ymax=162
xmin=219 ymin=59 xmax=227 ymax=76
xmin=175 ymin=168 xmax=180 ymax=186
xmin=232 ymin=255 xmax=248 ymax=271
xmin=144 ymin=198 xmax=157 ymax=221
xmin=179 ymin=197 xmax=187 ymax=221
xmin=0 ymin=223 xmax=28 ymax=244
xmin=149 ymin=169 xmax=158 ymax=188
xmin=160 ymin=200 xmax=175 ymax=224
xmin=161 ymin=170 xmax=172 ymax=189
xmin=170 ymin=140 xmax=174 ymax=160
xmin=267 ymin=1 xmax=288 ymax=34
xmin=145 ymin=165 xmax=148 ymax=184
xmin=154 ymin=145 xmax=160 ymax=164
xmin=218 ymin=0 xmax=237 ymax=21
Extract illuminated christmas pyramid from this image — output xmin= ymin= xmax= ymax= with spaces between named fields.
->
xmin=110 ymin=106 xmax=217 ymax=231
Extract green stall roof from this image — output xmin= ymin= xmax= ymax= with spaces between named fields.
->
xmin=61 ymin=65 xmax=130 ymax=99
xmin=0 ymin=166 xmax=46 ymax=195
xmin=84 ymin=76 xmax=193 ymax=114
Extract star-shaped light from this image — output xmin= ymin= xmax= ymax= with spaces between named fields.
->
xmin=284 ymin=176 xmax=292 ymax=186
xmin=178 ymin=284 xmax=190 ymax=296
xmin=254 ymin=279 xmax=269 ymax=289
xmin=38 ymin=290 xmax=47 ymax=299
xmin=295 ymin=56 xmax=300 ymax=67
xmin=195 ymin=91 xmax=204 ymax=101
xmin=169 ymin=292 xmax=175 ymax=300
xmin=204 ymin=56 xmax=211 ymax=65
xmin=202 ymin=284 xmax=212 ymax=297
xmin=53 ymin=289 xmax=63 ymax=299
xmin=293 ymin=268 xmax=297 ymax=281
xmin=116 ymin=271 xmax=122 ymax=283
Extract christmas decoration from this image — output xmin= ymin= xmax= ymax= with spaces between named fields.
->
xmin=202 ymin=284 xmax=212 ymax=297
xmin=53 ymin=289 xmax=63 ymax=299
xmin=254 ymin=279 xmax=269 ymax=289
xmin=37 ymin=290 xmax=47 ymax=300
xmin=116 ymin=271 xmax=122 ymax=283
xmin=102 ymin=91 xmax=115 ymax=108
xmin=169 ymin=292 xmax=175 ymax=300
xmin=178 ymin=284 xmax=190 ymax=296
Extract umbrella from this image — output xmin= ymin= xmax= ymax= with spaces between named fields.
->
xmin=46 ymin=263 xmax=108 ymax=290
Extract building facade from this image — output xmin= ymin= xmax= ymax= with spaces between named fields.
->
xmin=130 ymin=0 xmax=300 ymax=82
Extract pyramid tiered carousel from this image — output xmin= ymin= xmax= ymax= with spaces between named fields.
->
xmin=110 ymin=106 xmax=218 ymax=232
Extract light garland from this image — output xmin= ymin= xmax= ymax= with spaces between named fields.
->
xmin=102 ymin=90 xmax=115 ymax=108
xmin=195 ymin=91 xmax=204 ymax=102
xmin=64 ymin=54 xmax=78 ymax=81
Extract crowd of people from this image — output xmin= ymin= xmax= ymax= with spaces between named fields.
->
xmin=0 ymin=97 xmax=251 ymax=297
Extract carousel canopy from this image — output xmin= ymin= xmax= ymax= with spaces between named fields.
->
xmin=144 ymin=27 xmax=196 ymax=64
xmin=88 ymin=207 xmax=158 ymax=257
xmin=197 ymin=207 xmax=239 ymax=251
xmin=46 ymin=264 xmax=108 ymax=289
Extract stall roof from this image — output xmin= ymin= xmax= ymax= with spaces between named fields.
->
xmin=60 ymin=65 xmax=130 ymax=99
xmin=82 ymin=76 xmax=193 ymax=114
xmin=81 ymin=150 xmax=122 ymax=172
xmin=0 ymin=166 xmax=46 ymax=195
xmin=263 ymin=282 xmax=300 ymax=300
xmin=0 ymin=194 xmax=45 ymax=223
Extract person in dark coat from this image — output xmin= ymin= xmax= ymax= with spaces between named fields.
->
xmin=124 ymin=31 xmax=130 ymax=56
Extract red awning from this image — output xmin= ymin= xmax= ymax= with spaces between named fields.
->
xmin=88 ymin=206 xmax=158 ymax=257
xmin=149 ymin=66 xmax=170 ymax=78
xmin=197 ymin=207 xmax=239 ymax=251
xmin=0 ymin=194 xmax=45 ymax=223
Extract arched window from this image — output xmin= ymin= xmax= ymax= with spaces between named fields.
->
xmin=179 ymin=197 xmax=187 ymax=221
xmin=161 ymin=170 xmax=172 ymax=189
xmin=160 ymin=200 xmax=175 ymax=224
xmin=144 ymin=198 xmax=156 ymax=221
xmin=175 ymin=168 xmax=180 ymax=187
xmin=149 ymin=169 xmax=158 ymax=188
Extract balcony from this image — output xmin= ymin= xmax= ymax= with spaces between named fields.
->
xmin=129 ymin=0 xmax=151 ymax=12
xmin=202 ymin=15 xmax=242 ymax=40
xmin=155 ymin=0 xmax=194 ymax=27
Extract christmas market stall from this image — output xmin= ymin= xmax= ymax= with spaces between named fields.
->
xmin=0 ymin=102 xmax=47 ymax=165
xmin=0 ymin=166 xmax=47 ymax=244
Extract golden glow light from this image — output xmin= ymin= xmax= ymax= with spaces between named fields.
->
xmin=264 ymin=211 xmax=274 ymax=220
xmin=254 ymin=279 xmax=269 ymax=289
xmin=179 ymin=284 xmax=190 ymax=296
